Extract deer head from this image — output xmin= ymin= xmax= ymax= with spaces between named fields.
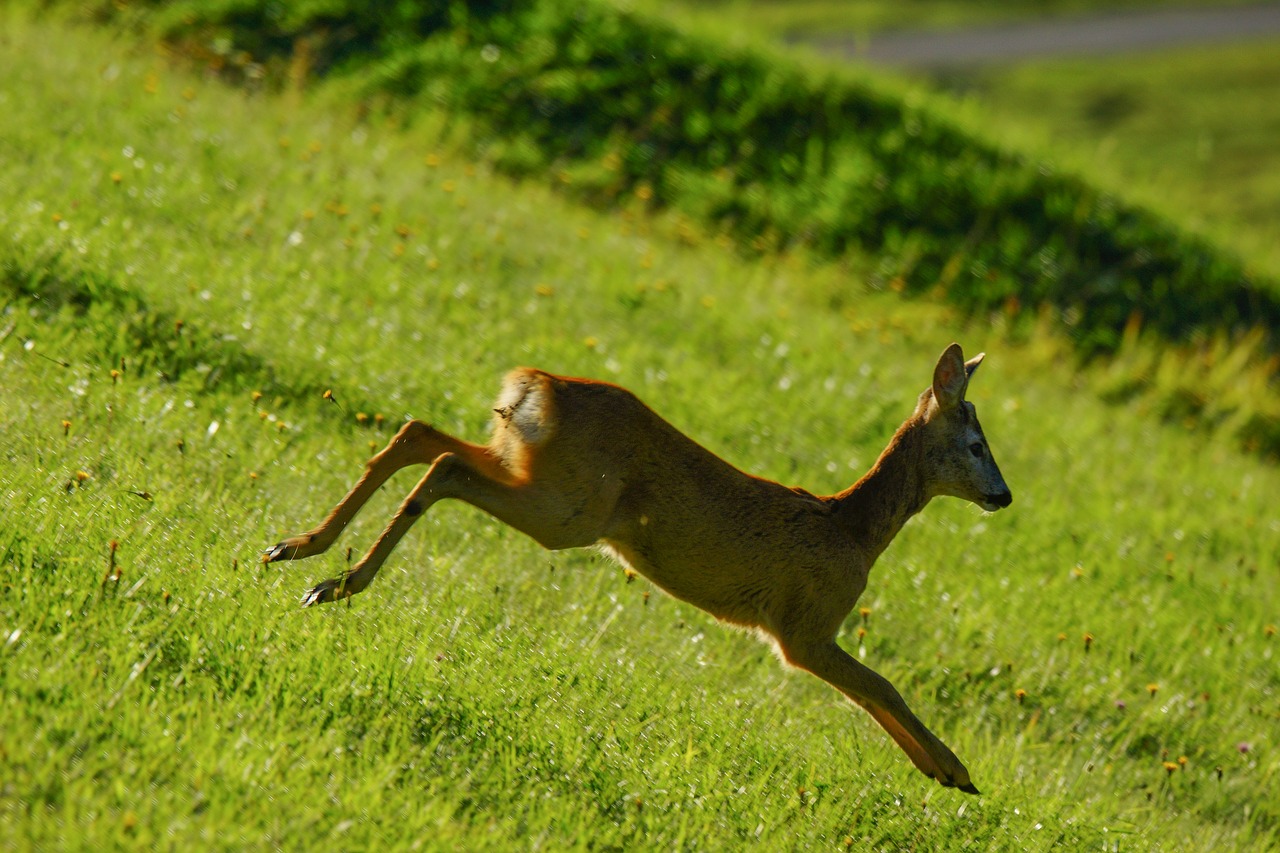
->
xmin=919 ymin=343 xmax=1012 ymax=512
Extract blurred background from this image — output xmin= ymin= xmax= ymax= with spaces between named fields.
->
xmin=648 ymin=0 xmax=1280 ymax=279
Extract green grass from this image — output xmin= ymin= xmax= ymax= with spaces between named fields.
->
xmin=3 ymin=13 xmax=1279 ymax=851
xmin=929 ymin=38 xmax=1280 ymax=281
xmin=653 ymin=3 xmax=1280 ymax=283
xmin=633 ymin=0 xmax=1256 ymax=39
xmin=55 ymin=0 xmax=1280 ymax=365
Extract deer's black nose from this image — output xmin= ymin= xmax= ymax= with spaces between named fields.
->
xmin=986 ymin=491 xmax=1013 ymax=509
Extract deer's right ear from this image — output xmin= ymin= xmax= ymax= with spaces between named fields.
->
xmin=931 ymin=343 xmax=968 ymax=410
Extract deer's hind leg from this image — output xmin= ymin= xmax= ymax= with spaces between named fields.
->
xmin=264 ymin=420 xmax=504 ymax=564
xmin=300 ymin=449 xmax=616 ymax=606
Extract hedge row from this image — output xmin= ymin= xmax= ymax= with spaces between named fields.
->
xmin=93 ymin=0 xmax=1280 ymax=352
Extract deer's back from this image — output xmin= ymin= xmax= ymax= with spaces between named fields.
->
xmin=492 ymin=369 xmax=865 ymax=633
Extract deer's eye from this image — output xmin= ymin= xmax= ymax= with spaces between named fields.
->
xmin=969 ymin=442 xmax=984 ymax=458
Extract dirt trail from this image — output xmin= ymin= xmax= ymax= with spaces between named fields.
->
xmin=803 ymin=4 xmax=1280 ymax=67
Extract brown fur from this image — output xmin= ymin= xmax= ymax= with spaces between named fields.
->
xmin=264 ymin=343 xmax=1011 ymax=792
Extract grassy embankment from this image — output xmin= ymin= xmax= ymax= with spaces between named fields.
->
xmin=2 ymin=8 xmax=1277 ymax=852
xmin=102 ymin=0 xmax=1280 ymax=459
xmin=930 ymin=39 xmax=1280 ymax=283
xmin=637 ymin=0 xmax=1263 ymax=39
xmin=651 ymin=1 xmax=1280 ymax=281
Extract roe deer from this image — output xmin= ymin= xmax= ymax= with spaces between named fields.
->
xmin=264 ymin=343 xmax=1011 ymax=792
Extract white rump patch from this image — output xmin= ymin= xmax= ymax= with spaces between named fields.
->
xmin=493 ymin=371 xmax=555 ymax=446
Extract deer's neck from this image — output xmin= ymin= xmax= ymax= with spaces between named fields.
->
xmin=834 ymin=417 xmax=931 ymax=562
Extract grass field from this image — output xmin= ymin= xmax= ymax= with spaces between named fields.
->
xmin=655 ymin=2 xmax=1280 ymax=281
xmin=931 ymin=37 xmax=1280 ymax=280
xmin=2 ymin=12 xmax=1278 ymax=851
xmin=635 ymin=0 xmax=1258 ymax=39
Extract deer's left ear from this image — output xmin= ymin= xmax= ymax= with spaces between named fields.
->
xmin=964 ymin=352 xmax=985 ymax=380
xmin=932 ymin=343 xmax=969 ymax=410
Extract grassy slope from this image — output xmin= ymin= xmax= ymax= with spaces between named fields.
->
xmin=637 ymin=0 xmax=1280 ymax=454
xmin=935 ymin=37 xmax=1280 ymax=280
xmin=2 ymin=15 xmax=1278 ymax=851
xmin=654 ymin=2 xmax=1280 ymax=282
xmin=633 ymin=0 xmax=1257 ymax=38
xmin=105 ymin=0 xmax=1279 ymax=362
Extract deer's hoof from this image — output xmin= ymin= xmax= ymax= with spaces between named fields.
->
xmin=934 ymin=769 xmax=980 ymax=795
xmin=262 ymin=542 xmax=294 ymax=563
xmin=300 ymin=577 xmax=352 ymax=607
xmin=264 ymin=533 xmax=319 ymax=563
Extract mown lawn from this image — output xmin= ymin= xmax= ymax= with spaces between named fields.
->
xmin=1 ymin=13 xmax=1277 ymax=851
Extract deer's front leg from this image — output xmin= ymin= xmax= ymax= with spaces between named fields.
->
xmin=783 ymin=640 xmax=978 ymax=793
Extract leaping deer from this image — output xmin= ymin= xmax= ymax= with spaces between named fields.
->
xmin=264 ymin=343 xmax=1011 ymax=792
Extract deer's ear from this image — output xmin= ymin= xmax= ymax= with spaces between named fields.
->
xmin=932 ymin=343 xmax=968 ymax=410
xmin=964 ymin=352 xmax=985 ymax=380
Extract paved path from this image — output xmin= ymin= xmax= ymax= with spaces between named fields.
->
xmin=803 ymin=4 xmax=1280 ymax=68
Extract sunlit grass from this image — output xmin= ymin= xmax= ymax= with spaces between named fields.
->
xmin=629 ymin=0 xmax=1253 ymax=39
xmin=2 ymin=13 xmax=1277 ymax=851
xmin=651 ymin=1 xmax=1280 ymax=292
xmin=931 ymin=37 xmax=1280 ymax=281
